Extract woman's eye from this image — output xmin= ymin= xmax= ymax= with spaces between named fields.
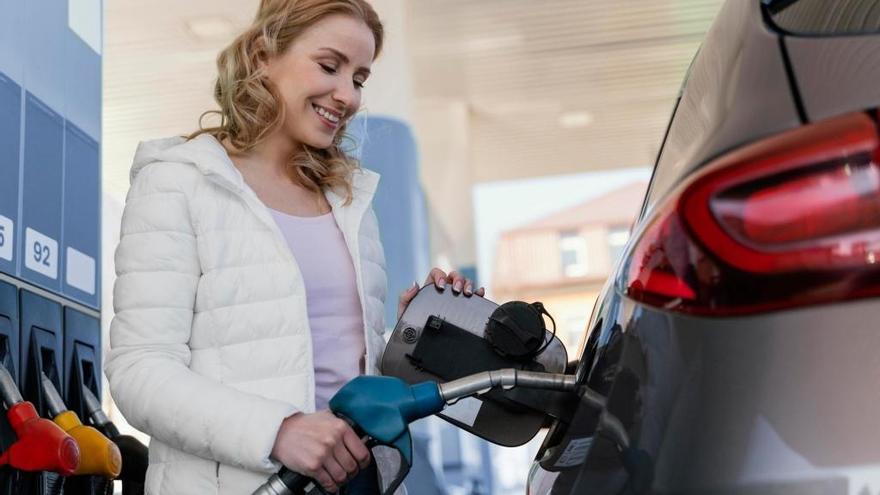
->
xmin=354 ymin=80 xmax=366 ymax=89
xmin=319 ymin=63 xmax=337 ymax=74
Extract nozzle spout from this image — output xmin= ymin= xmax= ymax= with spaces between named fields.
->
xmin=437 ymin=369 xmax=578 ymax=404
xmin=40 ymin=372 xmax=67 ymax=418
xmin=0 ymin=366 xmax=22 ymax=407
xmin=81 ymin=385 xmax=111 ymax=428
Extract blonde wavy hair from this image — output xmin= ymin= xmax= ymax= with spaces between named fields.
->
xmin=189 ymin=0 xmax=384 ymax=202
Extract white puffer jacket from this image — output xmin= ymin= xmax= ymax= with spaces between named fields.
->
xmin=105 ymin=134 xmax=389 ymax=494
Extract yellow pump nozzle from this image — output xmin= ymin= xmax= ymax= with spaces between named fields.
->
xmin=39 ymin=372 xmax=122 ymax=479
xmin=52 ymin=411 xmax=122 ymax=478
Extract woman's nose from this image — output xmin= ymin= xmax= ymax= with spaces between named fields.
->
xmin=332 ymin=83 xmax=359 ymax=112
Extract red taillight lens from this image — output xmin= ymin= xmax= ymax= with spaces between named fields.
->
xmin=717 ymin=161 xmax=880 ymax=246
xmin=626 ymin=112 xmax=880 ymax=315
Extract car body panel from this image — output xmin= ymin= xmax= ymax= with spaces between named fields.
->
xmin=642 ymin=0 xmax=802 ymax=216
xmin=531 ymin=294 xmax=880 ymax=495
xmin=786 ymin=35 xmax=880 ymax=122
xmin=528 ymin=1 xmax=880 ymax=493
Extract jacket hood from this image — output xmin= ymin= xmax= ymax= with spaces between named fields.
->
xmin=130 ymin=134 xmax=379 ymax=201
xmin=131 ymin=134 xmax=246 ymax=191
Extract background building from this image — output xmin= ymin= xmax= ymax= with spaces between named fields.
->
xmin=492 ymin=182 xmax=647 ymax=353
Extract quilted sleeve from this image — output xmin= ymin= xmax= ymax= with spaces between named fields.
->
xmin=359 ymin=206 xmax=388 ymax=375
xmin=104 ymin=163 xmax=297 ymax=472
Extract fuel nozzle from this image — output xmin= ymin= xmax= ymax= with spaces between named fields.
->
xmin=81 ymin=385 xmax=148 ymax=488
xmin=40 ymin=372 xmax=121 ymax=479
xmin=254 ymin=370 xmax=579 ymax=495
xmin=437 ymin=368 xmax=578 ymax=403
xmin=0 ymin=367 xmax=80 ymax=475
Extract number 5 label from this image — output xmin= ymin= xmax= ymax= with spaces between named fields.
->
xmin=25 ymin=227 xmax=58 ymax=279
xmin=0 ymin=215 xmax=12 ymax=262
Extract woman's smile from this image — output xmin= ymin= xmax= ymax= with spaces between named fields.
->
xmin=312 ymin=102 xmax=342 ymax=130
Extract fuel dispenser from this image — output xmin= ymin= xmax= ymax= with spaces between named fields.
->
xmin=2 ymin=1 xmax=104 ymax=494
xmin=19 ymin=290 xmax=66 ymax=494
xmin=39 ymin=372 xmax=119 ymax=494
xmin=61 ymin=308 xmax=114 ymax=495
xmin=61 ymin=309 xmax=101 ymax=421
xmin=0 ymin=282 xmax=20 ymax=492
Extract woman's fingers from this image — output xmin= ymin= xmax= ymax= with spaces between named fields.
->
xmin=397 ymin=281 xmax=419 ymax=319
xmin=323 ymin=423 xmax=368 ymax=492
xmin=418 ymin=268 xmax=486 ymax=299
xmin=424 ymin=267 xmax=446 ymax=290
xmin=325 ymin=456 xmax=348 ymax=487
xmin=316 ymin=467 xmax=338 ymax=493
xmin=272 ymin=411 xmax=367 ymax=494
xmin=332 ymin=442 xmax=359 ymax=483
xmin=448 ymin=271 xmax=466 ymax=293
xmin=463 ymin=283 xmax=485 ymax=297
xmin=341 ymin=425 xmax=372 ymax=470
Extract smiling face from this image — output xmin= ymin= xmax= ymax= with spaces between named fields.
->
xmin=262 ymin=14 xmax=376 ymax=152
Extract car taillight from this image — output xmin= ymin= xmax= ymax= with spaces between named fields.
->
xmin=626 ymin=112 xmax=880 ymax=315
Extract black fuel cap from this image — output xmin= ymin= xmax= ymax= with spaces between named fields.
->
xmin=485 ymin=301 xmax=551 ymax=361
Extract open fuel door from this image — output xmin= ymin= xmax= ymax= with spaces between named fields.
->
xmin=381 ymin=287 xmax=569 ymax=447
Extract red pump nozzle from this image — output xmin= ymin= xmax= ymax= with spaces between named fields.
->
xmin=0 ymin=401 xmax=80 ymax=475
xmin=0 ymin=367 xmax=80 ymax=475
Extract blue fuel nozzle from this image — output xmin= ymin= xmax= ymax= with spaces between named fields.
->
xmin=254 ymin=370 xmax=579 ymax=495
xmin=328 ymin=376 xmax=443 ymax=467
xmin=401 ymin=381 xmax=446 ymax=421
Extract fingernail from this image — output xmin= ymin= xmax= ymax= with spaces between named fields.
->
xmin=411 ymin=280 xmax=419 ymax=290
xmin=464 ymin=284 xmax=473 ymax=296
xmin=436 ymin=279 xmax=446 ymax=290
xmin=453 ymin=281 xmax=463 ymax=293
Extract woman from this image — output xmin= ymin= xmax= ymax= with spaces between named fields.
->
xmin=105 ymin=0 xmax=483 ymax=493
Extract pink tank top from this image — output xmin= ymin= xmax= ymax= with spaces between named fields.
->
xmin=269 ymin=209 xmax=365 ymax=411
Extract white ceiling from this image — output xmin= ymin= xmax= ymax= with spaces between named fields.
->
xmin=104 ymin=0 xmax=723 ymax=198
xmin=403 ymin=0 xmax=723 ymax=266
xmin=103 ymin=0 xmax=259 ymax=198
xmin=406 ymin=0 xmax=724 ymax=183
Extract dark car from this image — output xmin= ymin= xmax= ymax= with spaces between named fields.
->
xmin=527 ymin=1 xmax=880 ymax=494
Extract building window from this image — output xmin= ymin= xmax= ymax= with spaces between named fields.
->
xmin=564 ymin=314 xmax=588 ymax=350
xmin=607 ymin=225 xmax=630 ymax=266
xmin=559 ymin=231 xmax=587 ymax=277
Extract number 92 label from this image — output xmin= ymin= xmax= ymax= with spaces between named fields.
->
xmin=25 ymin=227 xmax=58 ymax=279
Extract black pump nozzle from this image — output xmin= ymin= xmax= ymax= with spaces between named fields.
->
xmin=81 ymin=386 xmax=148 ymax=494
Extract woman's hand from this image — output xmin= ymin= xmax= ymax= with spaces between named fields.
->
xmin=397 ymin=268 xmax=486 ymax=319
xmin=271 ymin=411 xmax=371 ymax=493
